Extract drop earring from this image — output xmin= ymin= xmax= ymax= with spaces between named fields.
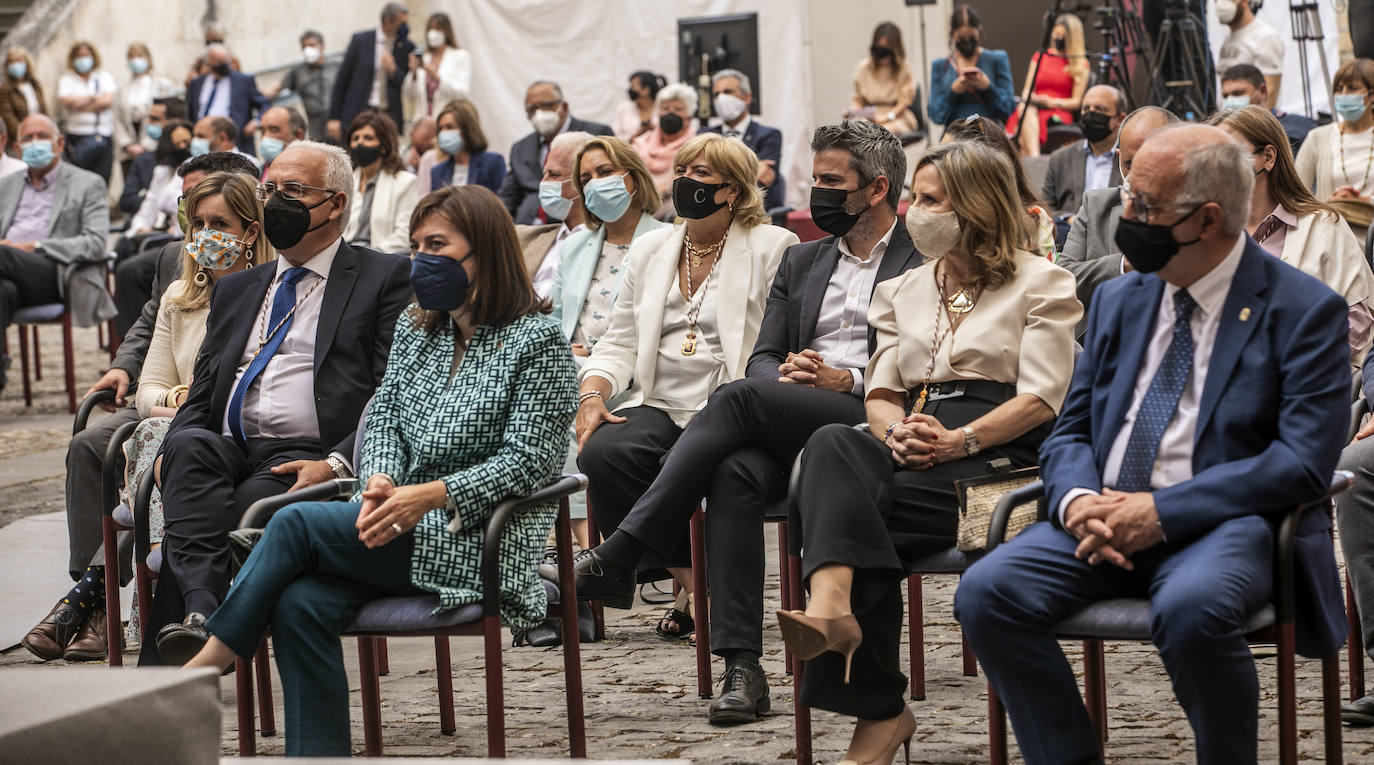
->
xmin=193 ymin=270 xmax=208 ymax=286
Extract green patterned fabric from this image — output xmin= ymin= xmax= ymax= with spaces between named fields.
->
xmin=359 ymin=308 xmax=577 ymax=631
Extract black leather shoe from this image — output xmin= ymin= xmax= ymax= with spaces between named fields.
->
xmin=156 ymin=612 xmax=210 ymax=666
xmin=573 ymin=549 xmax=636 ymax=609
xmin=708 ymin=659 xmax=770 ymax=725
xmin=1344 ymin=694 xmax=1374 ymax=726
xmin=228 ymin=529 xmax=263 ymax=571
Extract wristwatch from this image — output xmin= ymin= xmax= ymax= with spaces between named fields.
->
xmin=960 ymin=425 xmax=981 ymax=456
xmin=325 ymin=455 xmax=351 ymax=479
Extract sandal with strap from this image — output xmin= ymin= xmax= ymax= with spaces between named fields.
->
xmin=654 ymin=607 xmax=694 ymax=641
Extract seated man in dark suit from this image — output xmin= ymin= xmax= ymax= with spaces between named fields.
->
xmin=1059 ymin=105 xmax=1178 ymax=335
xmin=497 ymin=80 xmax=612 ymax=224
xmin=957 ymin=125 xmax=1350 ymax=765
xmin=1041 ymin=85 xmax=1125 ymax=225
xmin=327 ymin=3 xmax=414 ymax=143
xmin=1221 ymin=63 xmax=1317 ymax=155
xmin=1338 ymin=351 xmax=1374 ymax=724
xmin=186 ymin=44 xmax=270 ymax=154
xmin=21 ymin=152 xmax=261 ymax=662
xmin=700 ymin=69 xmax=785 ymax=212
xmin=147 ymin=141 xmax=411 ymax=665
xmin=575 ymin=120 xmax=921 ymax=724
xmin=118 ymin=97 xmax=186 ymax=216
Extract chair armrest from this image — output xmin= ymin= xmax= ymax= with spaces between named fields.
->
xmin=479 ymin=473 xmax=588 ymax=618
xmin=101 ymin=420 xmax=141 ymax=518
xmin=985 ymin=480 xmax=1047 ymax=552
xmin=1273 ymin=470 xmax=1354 ymax=624
xmin=236 ymin=478 xmax=359 ymax=530
xmin=74 ymin=389 xmax=117 ymax=435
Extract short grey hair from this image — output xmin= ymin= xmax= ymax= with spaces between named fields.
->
xmin=286 ymin=140 xmax=354 ymax=232
xmin=529 ymin=80 xmax=564 ymax=101
xmin=1163 ymin=127 xmax=1253 ymax=235
xmin=549 ymin=130 xmax=594 ymax=159
xmin=712 ymin=69 xmax=751 ymax=96
xmin=656 ymin=82 xmax=698 ymax=116
xmin=1120 ymin=105 xmax=1180 ymax=136
xmin=381 ymin=2 xmax=407 ymax=23
xmin=810 ymin=120 xmax=907 ymax=210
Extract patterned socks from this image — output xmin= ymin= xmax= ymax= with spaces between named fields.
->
xmin=61 ymin=565 xmax=105 ymax=620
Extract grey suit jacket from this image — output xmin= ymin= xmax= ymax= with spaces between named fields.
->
xmin=1041 ymin=140 xmax=1123 ymax=219
xmin=0 ymin=162 xmax=112 ymax=326
xmin=1059 ymin=186 xmax=1124 ymax=336
xmin=113 ymin=240 xmax=182 ymax=386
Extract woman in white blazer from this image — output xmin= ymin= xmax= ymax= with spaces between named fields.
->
xmin=344 ymin=109 xmax=417 ymax=254
xmin=401 ymin=13 xmax=472 ymax=131
xmin=574 ymin=133 xmax=798 ymax=637
xmin=1211 ymin=105 xmax=1374 ymax=367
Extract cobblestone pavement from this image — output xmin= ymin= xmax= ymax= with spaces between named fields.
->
xmin=3 ymin=326 xmax=1374 ymax=763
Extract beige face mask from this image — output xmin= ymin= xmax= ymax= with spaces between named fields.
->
xmin=905 ymin=204 xmax=961 ymax=258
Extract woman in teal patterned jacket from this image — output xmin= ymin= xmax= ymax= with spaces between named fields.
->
xmin=184 ymin=185 xmax=578 ymax=757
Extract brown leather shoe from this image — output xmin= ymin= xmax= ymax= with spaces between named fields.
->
xmin=22 ymin=602 xmax=84 ymax=661
xmin=63 ymin=607 xmax=108 ymax=662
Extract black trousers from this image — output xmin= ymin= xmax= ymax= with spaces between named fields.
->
xmin=141 ymin=429 xmax=322 ymax=664
xmin=791 ymin=394 xmax=1042 ymax=720
xmin=1354 ymin=0 xmax=1374 ymax=60
xmin=616 ymin=378 xmax=865 ymax=655
xmin=0 ymin=244 xmax=60 ymax=331
xmin=113 ymin=246 xmax=161 ymax=337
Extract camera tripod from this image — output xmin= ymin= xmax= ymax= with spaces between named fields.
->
xmin=1288 ymin=0 xmax=1332 ymax=119
xmin=1090 ymin=0 xmax=1155 ymax=111
xmin=1147 ymin=0 xmax=1214 ymax=119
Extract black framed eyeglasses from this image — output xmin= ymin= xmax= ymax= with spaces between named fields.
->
xmin=256 ymin=181 xmax=336 ymax=202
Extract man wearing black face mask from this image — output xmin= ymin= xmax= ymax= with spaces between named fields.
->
xmin=1041 ymin=85 xmax=1125 ymax=225
xmin=573 ymin=121 xmax=921 ymax=724
xmin=145 ymin=141 xmax=411 ymax=666
xmin=186 ymin=44 xmax=270 ymax=155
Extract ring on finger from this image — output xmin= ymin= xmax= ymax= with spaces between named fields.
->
xmin=391 ymin=522 xmax=404 ymax=535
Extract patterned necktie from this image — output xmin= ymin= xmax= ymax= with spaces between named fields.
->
xmin=1114 ymin=288 xmax=1197 ymax=492
xmin=227 ymin=267 xmax=310 ymax=445
xmin=1253 ymin=214 xmax=1282 ymax=245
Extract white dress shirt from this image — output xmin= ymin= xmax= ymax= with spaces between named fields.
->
xmin=1083 ymin=144 xmax=1117 ymax=195
xmin=811 ymin=218 xmax=896 ymax=395
xmin=531 ymin=222 xmax=584 ymax=299
xmin=197 ymin=73 xmax=232 ymax=120
xmin=130 ymin=164 xmax=183 ymax=235
xmin=1059 ymin=235 xmax=1247 ymax=525
xmin=642 ymin=272 xmax=727 ymax=428
xmin=57 ymin=71 xmax=116 ymax=136
xmin=371 ymin=27 xmax=391 ymax=109
xmin=222 ymin=239 xmax=341 ymax=443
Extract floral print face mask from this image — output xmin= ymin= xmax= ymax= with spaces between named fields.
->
xmin=186 ymin=227 xmax=248 ymax=271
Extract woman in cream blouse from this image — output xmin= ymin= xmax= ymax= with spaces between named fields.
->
xmin=575 ymin=133 xmax=798 ymax=637
xmin=779 ymin=140 xmax=1080 ymax=764
xmin=1209 ymin=105 xmax=1374 ymax=367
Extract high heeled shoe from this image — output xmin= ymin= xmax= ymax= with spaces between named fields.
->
xmin=838 ymin=705 xmax=917 ymax=765
xmin=776 ymin=609 xmax=863 ymax=684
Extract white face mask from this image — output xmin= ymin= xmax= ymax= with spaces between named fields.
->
xmin=302 ymin=46 xmax=321 ymax=65
xmin=905 ymin=205 xmax=962 ymax=258
xmin=426 ymin=29 xmax=446 ymax=49
xmin=713 ymin=93 xmax=748 ymax=124
xmin=1216 ymin=0 xmax=1238 ymax=24
xmin=530 ymin=109 xmax=561 ymax=137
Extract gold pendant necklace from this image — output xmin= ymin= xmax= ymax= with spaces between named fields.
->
xmin=946 ymin=288 xmax=976 ymax=314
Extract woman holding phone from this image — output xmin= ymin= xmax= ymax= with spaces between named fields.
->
xmin=928 ymin=5 xmax=1016 ymax=131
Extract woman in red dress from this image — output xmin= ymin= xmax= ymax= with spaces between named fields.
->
xmin=1009 ymin=13 xmax=1088 ymax=157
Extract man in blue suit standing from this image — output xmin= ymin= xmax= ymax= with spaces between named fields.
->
xmin=956 ymin=124 xmax=1350 ymax=765
xmin=327 ymin=2 xmax=414 ymax=144
xmin=699 ymin=69 xmax=785 ymax=212
xmin=186 ymin=45 xmax=270 ymax=155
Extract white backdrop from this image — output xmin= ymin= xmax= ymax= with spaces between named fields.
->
xmin=440 ymin=0 xmax=814 ymax=207
xmin=1204 ymin=0 xmax=1341 ymax=117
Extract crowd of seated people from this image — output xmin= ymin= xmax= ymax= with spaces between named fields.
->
xmin=13 ymin=2 xmax=1374 ymax=762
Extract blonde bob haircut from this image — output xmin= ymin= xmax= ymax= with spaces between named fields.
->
xmin=672 ymin=133 xmax=769 ymax=229
xmin=915 ymin=141 xmax=1027 ymax=289
xmin=170 ymin=171 xmax=274 ymax=312
xmin=573 ymin=136 xmax=660 ymax=229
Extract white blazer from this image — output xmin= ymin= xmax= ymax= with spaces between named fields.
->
xmin=579 ymin=220 xmax=798 ymax=410
xmin=401 ymin=47 xmax=472 ymax=129
xmin=345 ymin=167 xmax=418 ymax=255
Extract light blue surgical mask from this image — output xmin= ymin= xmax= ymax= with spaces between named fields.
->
xmin=21 ymin=139 xmax=53 ymax=168
xmin=144 ymin=123 xmax=162 ymax=141
xmin=73 ymin=56 xmax=94 ymax=75
xmin=1221 ymin=95 xmax=1252 ymax=111
xmin=6 ymin=62 xmax=25 ymax=80
xmin=583 ymin=173 xmax=633 ymax=222
xmin=539 ymin=179 xmax=573 ymax=220
xmin=189 ymin=136 xmax=211 ymax=157
xmin=1335 ymin=93 xmax=1370 ymax=123
xmin=128 ymin=57 xmax=149 ymax=76
xmin=437 ymin=128 xmax=463 ymax=156
xmin=258 ymin=136 xmax=285 ymax=163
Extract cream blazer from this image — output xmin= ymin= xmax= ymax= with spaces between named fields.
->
xmin=580 ymin=221 xmax=797 ymax=410
xmin=1295 ymin=122 xmax=1341 ymax=201
xmin=401 ymin=48 xmax=472 ymax=129
xmin=135 ymin=280 xmax=209 ymax=418
xmin=345 ymin=168 xmax=417 ymax=254
xmin=1282 ymin=209 xmax=1374 ymax=365
xmin=867 ymin=251 xmax=1083 ymax=414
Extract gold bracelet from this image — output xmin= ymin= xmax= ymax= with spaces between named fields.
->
xmin=163 ymin=385 xmax=188 ymax=407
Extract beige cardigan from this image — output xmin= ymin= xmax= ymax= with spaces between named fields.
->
xmin=1294 ymin=122 xmax=1365 ymax=202
xmin=134 ymin=280 xmax=209 ymax=418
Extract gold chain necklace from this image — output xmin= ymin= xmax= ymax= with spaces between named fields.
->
xmin=681 ymin=251 xmax=722 ymax=356
xmin=911 ymin=268 xmax=977 ymax=414
xmin=1338 ymin=125 xmax=1374 ymax=192
xmin=246 ymin=275 xmax=323 ymax=365
xmin=683 ymin=229 xmax=727 ymax=269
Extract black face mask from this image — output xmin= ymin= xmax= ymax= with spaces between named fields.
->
xmin=1052 ymin=37 xmax=1066 ymax=52
xmin=627 ymin=88 xmax=639 ymax=101
xmin=954 ymin=37 xmax=979 ymax=58
xmin=672 ymin=176 xmax=731 ymax=219
xmin=1113 ymin=204 xmax=1204 ymax=273
xmin=394 ymin=22 xmax=410 ymax=41
xmin=263 ymin=192 xmax=335 ymax=251
xmin=870 ymin=45 xmax=893 ymax=60
xmin=169 ymin=147 xmax=191 ymax=166
xmin=349 ymin=144 xmax=382 ymax=168
xmin=212 ymin=62 xmax=231 ymax=77
xmin=810 ymin=185 xmax=870 ymax=238
xmin=1079 ymin=111 xmax=1114 ymax=143
xmin=659 ymin=112 xmax=685 ymax=135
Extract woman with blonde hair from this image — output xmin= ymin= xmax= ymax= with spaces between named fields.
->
xmin=779 ymin=140 xmax=1080 ymax=764
xmin=1209 ymin=104 xmax=1374 ymax=364
xmin=1011 ymin=13 xmax=1089 ymax=157
xmin=0 ymin=45 xmax=44 ymax=148
xmin=943 ymin=114 xmax=1056 ymax=258
xmin=573 ymin=133 xmax=798 ymax=639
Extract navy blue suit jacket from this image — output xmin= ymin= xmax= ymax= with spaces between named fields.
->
xmin=701 ymin=119 xmax=786 ymax=211
xmin=186 ymin=72 xmax=271 ymax=153
xmin=430 ymin=150 xmax=506 ymax=194
xmin=1041 ymin=238 xmax=1350 ymax=657
xmin=329 ymin=29 xmax=415 ymax=135
xmin=118 ymin=151 xmax=157 ymax=216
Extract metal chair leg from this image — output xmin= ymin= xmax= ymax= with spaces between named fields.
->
xmin=556 ymin=501 xmax=587 ymax=758
xmin=908 ymin=574 xmax=925 ymax=700
xmin=31 ymin=325 xmax=40 ymax=380
xmin=1278 ymin=622 xmax=1298 ymax=765
xmin=1083 ymin=639 xmax=1106 ymax=750
xmin=236 ymin=656 xmax=256 ymax=756
xmin=1348 ymin=576 xmax=1365 ymax=701
xmin=17 ymin=325 xmax=31 ymax=407
xmin=101 ymin=516 xmax=123 ymax=666
xmin=357 ymin=637 xmax=382 ymax=756
xmin=988 ymin=683 xmax=1009 ymax=765
xmin=789 ymin=553 xmax=811 ymax=765
xmin=1324 ymin=653 xmax=1345 ymax=764
xmin=689 ymin=506 xmax=712 ymax=698
xmin=778 ymin=522 xmax=793 ymax=675
xmin=376 ymin=637 xmax=390 ymax=675
xmin=254 ymin=638 xmax=276 ymax=736
xmin=960 ymin=574 xmax=977 ymax=678
xmin=585 ymin=496 xmax=606 ymax=640
xmin=435 ymin=636 xmax=455 ymax=734
xmin=61 ymin=314 xmax=76 ymax=414
xmin=482 ymin=616 xmax=506 ymax=757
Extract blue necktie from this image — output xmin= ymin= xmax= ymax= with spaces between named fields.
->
xmin=1114 ymin=288 xmax=1197 ymax=492
xmin=202 ymin=77 xmax=221 ymax=119
xmin=227 ymin=267 xmax=309 ymax=445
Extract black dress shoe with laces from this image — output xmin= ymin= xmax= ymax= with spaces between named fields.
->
xmin=156 ymin=612 xmax=210 ymax=666
xmin=1344 ymin=694 xmax=1374 ymax=726
xmin=708 ymin=659 xmax=770 ymax=725
xmin=572 ymin=549 xmax=636 ymax=609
